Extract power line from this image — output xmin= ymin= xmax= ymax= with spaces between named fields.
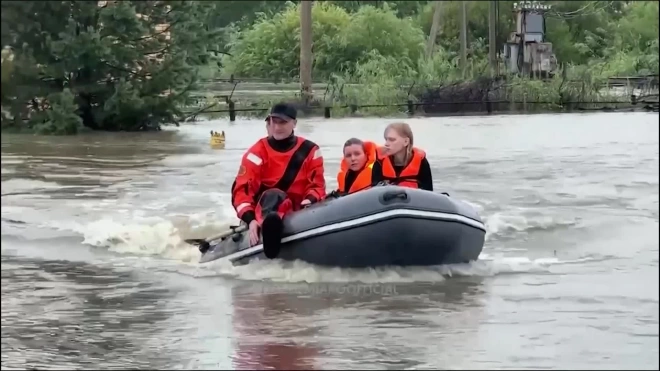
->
xmin=547 ymin=1 xmax=616 ymax=20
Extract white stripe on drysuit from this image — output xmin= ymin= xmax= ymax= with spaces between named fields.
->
xmin=246 ymin=153 xmax=262 ymax=166
xmin=236 ymin=203 xmax=252 ymax=213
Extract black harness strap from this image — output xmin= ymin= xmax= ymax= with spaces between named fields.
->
xmin=254 ymin=140 xmax=317 ymax=200
xmin=344 ymin=167 xmax=367 ymax=193
xmin=342 ymin=171 xmax=352 ymax=192
xmin=382 ymin=175 xmax=419 ymax=185
xmin=382 ymin=161 xmax=420 ymax=185
xmin=274 ymin=139 xmax=317 ymax=191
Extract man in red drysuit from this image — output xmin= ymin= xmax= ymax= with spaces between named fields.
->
xmin=231 ymin=103 xmax=326 ymax=258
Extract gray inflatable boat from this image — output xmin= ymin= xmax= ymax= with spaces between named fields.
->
xmin=200 ymin=186 xmax=486 ymax=268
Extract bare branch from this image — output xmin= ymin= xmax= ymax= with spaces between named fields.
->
xmin=143 ymin=44 xmax=171 ymax=56
xmin=132 ymin=20 xmax=177 ymax=42
xmin=102 ymin=61 xmax=151 ymax=78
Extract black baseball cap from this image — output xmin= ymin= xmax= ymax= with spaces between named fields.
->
xmin=266 ymin=103 xmax=297 ymax=121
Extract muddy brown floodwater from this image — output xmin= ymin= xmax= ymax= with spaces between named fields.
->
xmin=2 ymin=113 xmax=658 ymax=370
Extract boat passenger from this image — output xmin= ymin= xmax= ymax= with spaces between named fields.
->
xmin=370 ymin=122 xmax=433 ymax=191
xmin=231 ymin=103 xmax=326 ymax=256
xmin=333 ymin=138 xmax=378 ymax=196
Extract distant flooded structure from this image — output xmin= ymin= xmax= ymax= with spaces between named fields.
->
xmin=502 ymin=1 xmax=558 ymax=78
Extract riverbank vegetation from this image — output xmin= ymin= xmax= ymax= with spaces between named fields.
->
xmin=1 ymin=1 xmax=223 ymax=134
xmin=219 ymin=1 xmax=657 ymax=115
xmin=1 ymin=1 xmax=658 ymax=134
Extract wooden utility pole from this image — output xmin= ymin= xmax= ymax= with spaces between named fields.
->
xmin=300 ymin=0 xmax=313 ymax=104
xmin=488 ymin=0 xmax=498 ymax=76
xmin=460 ymin=1 xmax=467 ymax=77
xmin=425 ymin=1 xmax=443 ymax=59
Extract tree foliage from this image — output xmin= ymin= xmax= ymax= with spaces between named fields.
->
xmin=223 ymin=2 xmax=425 ymax=81
xmin=1 ymin=0 xmax=223 ymax=133
xmin=223 ymin=0 xmax=658 ymax=82
xmin=1 ymin=1 xmax=657 ymax=134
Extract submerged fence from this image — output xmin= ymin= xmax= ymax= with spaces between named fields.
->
xmin=183 ymin=96 xmax=659 ymax=123
xmin=183 ymin=75 xmax=660 ymax=122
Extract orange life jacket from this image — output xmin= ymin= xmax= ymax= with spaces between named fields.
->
xmin=378 ymin=147 xmax=426 ymax=189
xmin=336 ymin=141 xmax=378 ymax=194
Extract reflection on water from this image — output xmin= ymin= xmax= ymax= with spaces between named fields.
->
xmin=230 ymin=278 xmax=487 ymax=370
xmin=1 ymin=113 xmax=659 ymax=369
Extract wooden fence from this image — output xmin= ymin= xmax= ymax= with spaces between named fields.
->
xmin=183 ymin=75 xmax=659 ymax=121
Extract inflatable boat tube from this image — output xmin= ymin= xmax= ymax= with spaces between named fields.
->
xmin=200 ymin=186 xmax=486 ymax=268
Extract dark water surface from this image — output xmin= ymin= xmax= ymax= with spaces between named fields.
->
xmin=2 ymin=113 xmax=658 ymax=369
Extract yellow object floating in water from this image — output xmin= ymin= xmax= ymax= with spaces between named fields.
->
xmin=210 ymin=130 xmax=226 ymax=149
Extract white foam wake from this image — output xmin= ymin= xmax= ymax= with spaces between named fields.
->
xmin=184 ymin=252 xmax=603 ymax=284
xmin=49 ymin=212 xmax=240 ymax=263
xmin=39 ymin=201 xmax=592 ymax=284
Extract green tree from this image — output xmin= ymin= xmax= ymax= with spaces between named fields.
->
xmin=223 ymin=2 xmax=351 ymax=81
xmin=414 ymin=0 xmax=657 ymax=75
xmin=545 ymin=1 xmax=618 ymax=64
xmin=614 ymin=1 xmax=658 ymax=51
xmin=33 ymin=89 xmax=83 ymax=135
xmin=208 ymin=1 xmax=283 ymax=30
xmin=335 ymin=4 xmax=426 ymax=71
xmin=1 ymin=0 xmax=223 ymax=133
xmin=327 ymin=1 xmax=429 ymax=17
xmin=224 ymin=3 xmax=425 ymax=80
xmin=416 ymin=1 xmax=517 ymax=60
xmin=593 ymin=1 xmax=659 ymax=76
